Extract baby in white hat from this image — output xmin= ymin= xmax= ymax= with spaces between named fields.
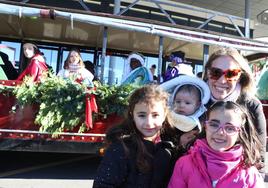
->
xmin=160 ymin=75 xmax=210 ymax=149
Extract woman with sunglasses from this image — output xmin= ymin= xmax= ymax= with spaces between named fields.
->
xmin=203 ymin=47 xmax=266 ymax=176
xmin=168 ymin=101 xmax=264 ymax=188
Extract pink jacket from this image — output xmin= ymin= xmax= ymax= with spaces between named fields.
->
xmin=168 ymin=139 xmax=264 ymax=188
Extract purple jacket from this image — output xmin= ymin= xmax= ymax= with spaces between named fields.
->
xmin=168 ymin=139 xmax=264 ymax=188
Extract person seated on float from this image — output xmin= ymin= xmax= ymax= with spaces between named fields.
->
xmin=17 ymin=43 xmax=48 ymax=82
xmin=121 ymin=52 xmax=153 ymax=85
xmin=0 ymin=51 xmax=18 ymax=80
xmin=150 ymin=64 xmax=158 ymax=83
xmin=164 ymin=51 xmax=192 ymax=82
xmin=84 ymin=60 xmax=98 ymax=81
xmin=256 ymin=61 xmax=268 ymax=100
xmin=57 ymin=48 xmax=94 ymax=87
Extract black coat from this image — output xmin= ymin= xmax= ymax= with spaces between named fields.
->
xmin=93 ymin=138 xmax=173 ymax=188
xmin=0 ymin=51 xmax=18 ymax=79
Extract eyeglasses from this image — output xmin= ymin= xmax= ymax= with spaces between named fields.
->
xmin=205 ymin=121 xmax=241 ymax=135
xmin=209 ymin=67 xmax=241 ymax=81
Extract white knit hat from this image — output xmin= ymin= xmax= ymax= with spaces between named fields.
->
xmin=159 ymin=75 xmax=211 ymax=132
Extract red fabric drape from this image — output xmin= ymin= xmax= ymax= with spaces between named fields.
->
xmin=85 ymin=93 xmax=98 ymax=129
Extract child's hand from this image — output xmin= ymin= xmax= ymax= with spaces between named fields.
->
xmin=180 ymin=130 xmax=199 ymax=148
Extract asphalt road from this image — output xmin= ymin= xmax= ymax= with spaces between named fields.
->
xmin=0 ymin=151 xmax=268 ymax=188
xmin=0 ymin=151 xmax=101 ymax=188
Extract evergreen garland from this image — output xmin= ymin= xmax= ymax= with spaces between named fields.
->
xmin=0 ymin=75 xmax=139 ymax=135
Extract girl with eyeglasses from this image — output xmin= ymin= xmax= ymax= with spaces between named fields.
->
xmin=202 ymin=47 xmax=266 ymax=176
xmin=168 ymin=101 xmax=264 ymax=188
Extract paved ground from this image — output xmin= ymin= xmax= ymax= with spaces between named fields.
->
xmin=0 ymin=152 xmax=267 ymax=188
xmin=0 ymin=179 xmax=93 ymax=188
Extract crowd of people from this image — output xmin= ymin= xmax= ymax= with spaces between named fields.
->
xmin=2 ymin=43 xmax=266 ymax=187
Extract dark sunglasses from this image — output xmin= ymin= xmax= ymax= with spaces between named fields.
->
xmin=209 ymin=67 xmax=241 ymax=81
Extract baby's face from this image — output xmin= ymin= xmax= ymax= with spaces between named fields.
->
xmin=173 ymin=91 xmax=200 ymax=116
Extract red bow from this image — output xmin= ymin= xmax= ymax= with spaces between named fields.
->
xmin=85 ymin=93 xmax=98 ymax=129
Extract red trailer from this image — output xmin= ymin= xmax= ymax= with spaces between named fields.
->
xmin=0 ymin=1 xmax=268 ymax=153
xmin=0 ymin=79 xmax=124 ymax=153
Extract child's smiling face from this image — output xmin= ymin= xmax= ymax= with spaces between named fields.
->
xmin=133 ymin=101 xmax=166 ymax=141
xmin=205 ymin=108 xmax=242 ymax=152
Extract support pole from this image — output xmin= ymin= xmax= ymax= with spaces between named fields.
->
xmin=245 ymin=0 xmax=250 ymax=38
xmin=56 ymin=47 xmax=63 ymax=73
xmin=78 ymin=0 xmax=90 ymax=11
xmin=203 ymin=44 xmax=209 ymax=70
xmin=100 ymin=27 xmax=108 ymax=83
xmin=158 ymin=36 xmax=163 ymax=83
xmin=108 ymin=0 xmax=121 ymax=85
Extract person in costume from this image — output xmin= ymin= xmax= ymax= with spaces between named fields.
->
xmin=121 ymin=52 xmax=153 ymax=85
xmin=163 ymin=51 xmax=193 ymax=81
xmin=17 ymin=43 xmax=48 ymax=82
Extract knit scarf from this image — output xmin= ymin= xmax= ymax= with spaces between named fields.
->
xmin=193 ymin=139 xmax=243 ymax=181
xmin=68 ymin=63 xmax=82 ymax=73
xmin=211 ymin=84 xmax=241 ymax=102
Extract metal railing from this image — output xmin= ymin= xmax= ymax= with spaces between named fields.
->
xmin=117 ymin=0 xmax=248 ymax=37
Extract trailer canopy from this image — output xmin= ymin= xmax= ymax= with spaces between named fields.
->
xmin=0 ymin=2 xmax=268 ymax=60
